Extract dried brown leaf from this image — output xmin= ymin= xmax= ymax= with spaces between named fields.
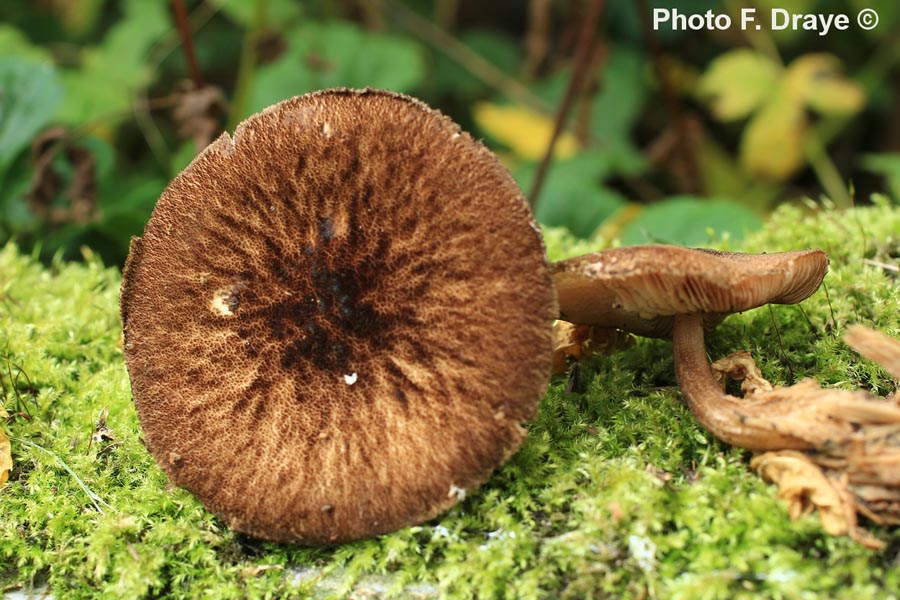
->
xmin=172 ymin=82 xmax=227 ymax=151
xmin=844 ymin=325 xmax=900 ymax=381
xmin=714 ymin=335 xmax=900 ymax=548
xmin=90 ymin=407 xmax=119 ymax=457
xmin=0 ymin=414 xmax=10 ymax=485
xmin=28 ymin=128 xmax=99 ymax=226
xmin=711 ymin=350 xmax=774 ymax=395
xmin=752 ymin=450 xmax=849 ymax=529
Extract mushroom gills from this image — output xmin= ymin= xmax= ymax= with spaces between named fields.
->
xmin=120 ymin=89 xmax=557 ymax=544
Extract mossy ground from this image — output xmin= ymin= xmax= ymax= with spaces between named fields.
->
xmin=3 ymin=200 xmax=900 ymax=599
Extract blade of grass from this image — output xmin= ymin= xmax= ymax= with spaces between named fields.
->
xmin=13 ymin=437 xmax=112 ymax=514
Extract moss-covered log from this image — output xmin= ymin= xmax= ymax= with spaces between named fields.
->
xmin=3 ymin=201 xmax=900 ymax=598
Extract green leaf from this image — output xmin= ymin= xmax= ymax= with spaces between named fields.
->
xmin=517 ymin=151 xmax=629 ymax=238
xmin=861 ymin=153 xmax=900 ymax=202
xmin=784 ymin=54 xmax=864 ymax=116
xmin=739 ymin=96 xmax=807 ymax=182
xmin=98 ymin=175 xmax=165 ymax=243
xmin=0 ymin=24 xmax=54 ymax=63
xmin=620 ymin=196 xmax=762 ymax=246
xmin=432 ymin=29 xmax=520 ymax=99
xmin=0 ymin=57 xmax=64 ymax=177
xmin=694 ymin=135 xmax=779 ymax=210
xmin=169 ymin=142 xmax=199 ymax=179
xmin=591 ymin=47 xmax=647 ymax=143
xmin=0 ymin=160 xmax=38 ymax=236
xmin=473 ymin=101 xmax=579 ymax=161
xmin=250 ymin=21 xmax=425 ymax=115
xmin=56 ymin=0 xmax=169 ymax=126
xmin=698 ymin=49 xmax=779 ymax=121
xmin=212 ymin=0 xmax=304 ymax=30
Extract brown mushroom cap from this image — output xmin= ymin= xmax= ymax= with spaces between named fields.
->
xmin=120 ymin=89 xmax=556 ymax=544
xmin=553 ymin=245 xmax=829 ymax=337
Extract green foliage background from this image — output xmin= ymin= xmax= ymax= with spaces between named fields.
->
xmin=0 ymin=0 xmax=898 ymax=264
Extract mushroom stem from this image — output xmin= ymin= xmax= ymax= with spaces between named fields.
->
xmin=672 ymin=313 xmax=809 ymax=450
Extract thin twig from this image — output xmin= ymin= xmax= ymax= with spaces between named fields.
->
xmin=171 ymin=0 xmax=205 ymax=88
xmin=152 ymin=0 xmax=221 ymax=68
xmin=823 ymin=283 xmax=838 ymax=334
xmin=636 ymin=0 xmax=700 ymax=194
xmin=434 ymin=0 xmax=461 ymax=32
xmin=13 ymin=437 xmax=112 ymax=514
xmin=864 ymin=258 xmax=900 ymax=273
xmin=132 ymin=2 xmax=221 ymax=168
xmin=572 ymin=42 xmax=607 ymax=143
xmin=768 ymin=305 xmax=794 ymax=380
xmin=795 ymin=303 xmax=818 ymax=334
xmin=528 ymin=0 xmax=606 ymax=210
xmin=524 ymin=0 xmax=553 ymax=77
xmin=378 ymin=0 xmax=550 ymax=115
xmin=2 ymin=352 xmax=37 ymax=416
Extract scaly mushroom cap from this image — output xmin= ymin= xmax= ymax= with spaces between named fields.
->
xmin=553 ymin=245 xmax=828 ymax=337
xmin=120 ymin=89 xmax=556 ymax=544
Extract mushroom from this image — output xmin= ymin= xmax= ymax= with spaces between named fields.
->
xmin=552 ymin=245 xmax=831 ymax=448
xmin=555 ymin=245 xmax=900 ymax=547
xmin=120 ymin=89 xmax=557 ymax=544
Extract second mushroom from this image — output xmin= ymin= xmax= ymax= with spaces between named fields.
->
xmin=554 ymin=244 xmax=900 ymax=547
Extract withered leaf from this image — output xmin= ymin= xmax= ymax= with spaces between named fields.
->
xmin=0 ymin=404 xmax=11 ymax=485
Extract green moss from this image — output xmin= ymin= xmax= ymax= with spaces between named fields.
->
xmin=3 ymin=201 xmax=900 ymax=599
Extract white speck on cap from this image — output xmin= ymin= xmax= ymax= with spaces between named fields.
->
xmin=344 ymin=372 xmax=358 ymax=385
xmin=448 ymin=484 xmax=466 ymax=500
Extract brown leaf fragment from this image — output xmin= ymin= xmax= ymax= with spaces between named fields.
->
xmin=551 ymin=321 xmax=633 ymax=374
xmin=0 ymin=403 xmax=9 ymax=485
xmin=752 ymin=450 xmax=848 ymax=527
xmin=751 ymin=450 xmax=884 ymax=549
xmin=711 ymin=350 xmax=774 ymax=395
xmin=607 ymin=501 xmax=624 ymax=521
xmin=851 ymin=484 xmax=900 ymax=525
xmin=552 ymin=321 xmax=588 ymax=374
xmin=645 ymin=463 xmax=672 ymax=484
xmin=241 ymin=564 xmax=284 ymax=578
xmin=844 ymin=325 xmax=900 ymax=381
xmin=0 ymin=427 xmax=10 ymax=485
xmin=708 ymin=344 xmax=900 ymax=547
xmin=90 ymin=407 xmax=119 ymax=457
xmin=172 ymin=81 xmax=228 ymax=152
xmin=28 ymin=128 xmax=99 ymax=226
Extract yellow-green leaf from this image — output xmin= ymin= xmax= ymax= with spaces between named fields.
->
xmin=740 ymin=97 xmax=807 ymax=182
xmin=697 ymin=49 xmax=780 ymax=121
xmin=472 ymin=102 xmax=579 ymax=161
xmin=784 ymin=53 xmax=864 ymax=116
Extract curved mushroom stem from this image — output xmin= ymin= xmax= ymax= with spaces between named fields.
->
xmin=672 ymin=313 xmax=810 ymax=450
